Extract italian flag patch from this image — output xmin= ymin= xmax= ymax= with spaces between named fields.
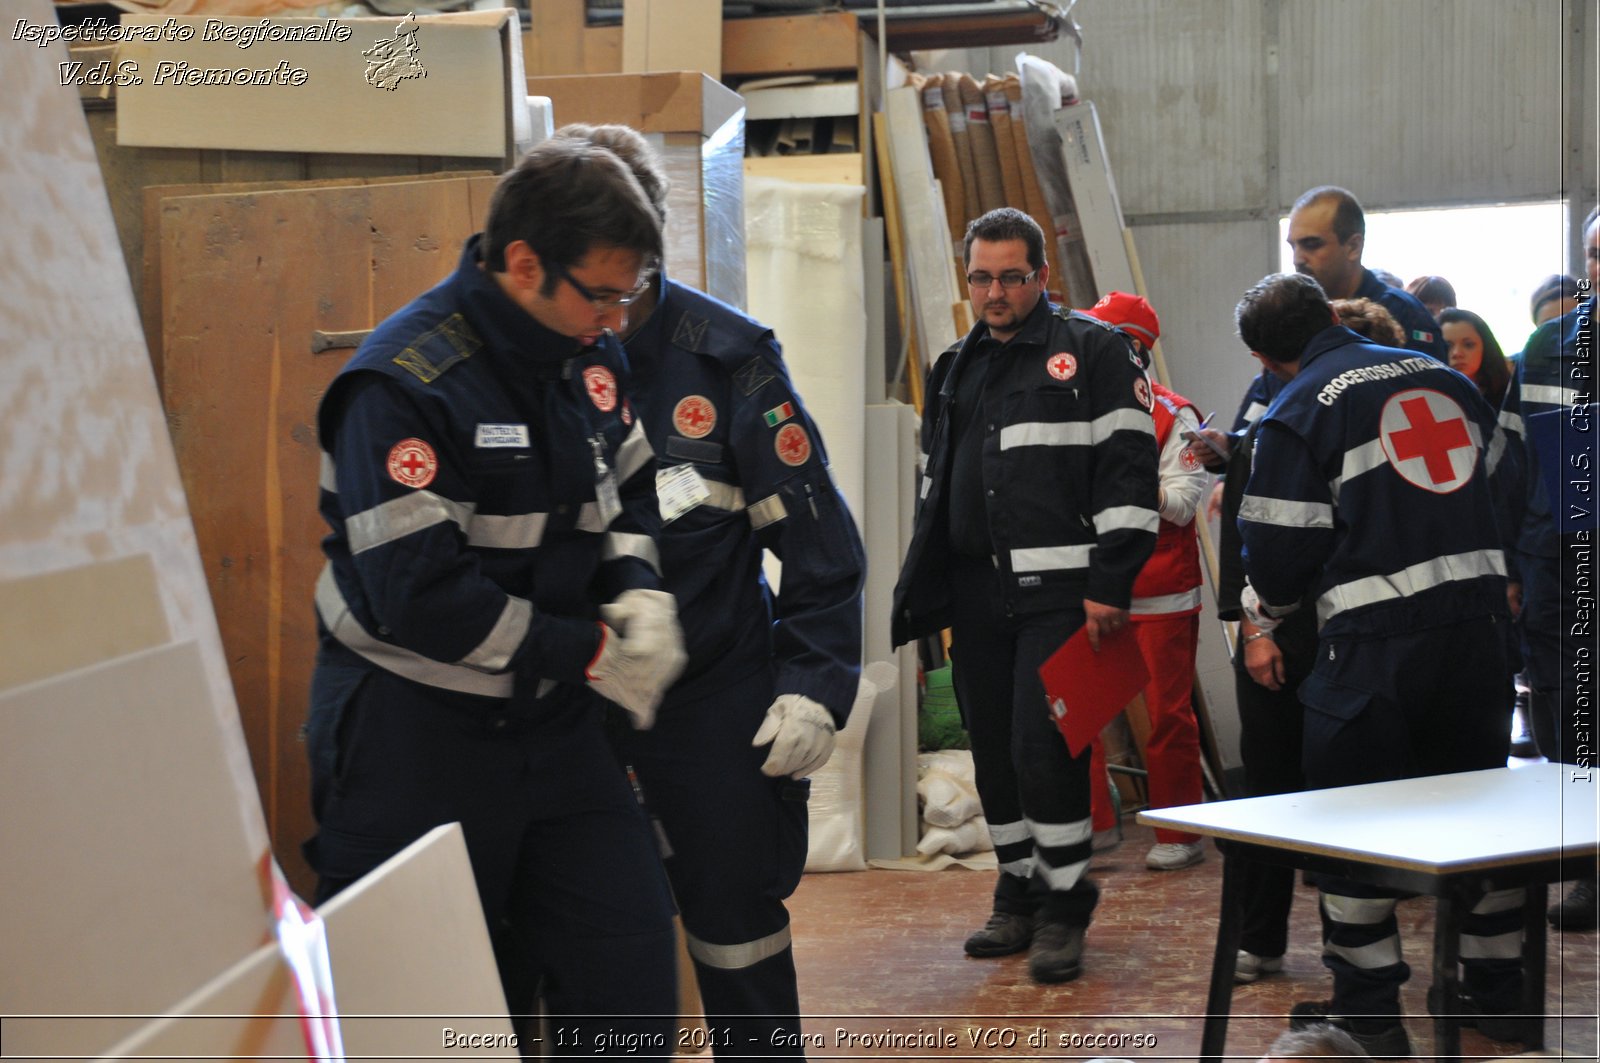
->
xmin=764 ymin=402 xmax=796 ymax=427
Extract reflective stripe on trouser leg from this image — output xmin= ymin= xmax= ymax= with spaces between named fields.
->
xmin=684 ymin=926 xmax=804 ymax=1060
xmin=1461 ymin=887 xmax=1526 ymax=1010
xmin=1320 ymin=890 xmax=1407 ymax=1019
xmin=987 ymin=818 xmax=1036 ymax=880
xmin=1027 ymin=814 xmax=1092 ymax=892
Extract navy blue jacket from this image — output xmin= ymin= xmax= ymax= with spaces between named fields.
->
xmin=1240 ymin=325 xmax=1510 ymax=640
xmin=313 ymin=237 xmax=660 ymax=703
xmin=1355 ymin=268 xmax=1447 ymax=361
xmin=623 ymin=280 xmax=864 ymax=725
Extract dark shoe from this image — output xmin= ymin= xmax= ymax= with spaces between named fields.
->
xmin=1426 ymin=984 xmax=1532 ymax=1044
xmin=1548 ymin=879 xmax=1598 ymax=931
xmin=1027 ymin=919 xmax=1085 ymax=984
xmin=963 ymin=911 xmax=1032 ymax=957
xmin=1289 ymin=1000 xmax=1412 ymax=1060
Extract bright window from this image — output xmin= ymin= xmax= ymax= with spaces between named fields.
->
xmin=1278 ymin=200 xmax=1569 ymax=357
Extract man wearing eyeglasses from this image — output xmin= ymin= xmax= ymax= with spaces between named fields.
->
xmin=302 ymin=137 xmax=686 ymax=1056
xmin=893 ymin=207 xmax=1159 ymax=984
xmin=554 ymin=123 xmax=865 ymax=1058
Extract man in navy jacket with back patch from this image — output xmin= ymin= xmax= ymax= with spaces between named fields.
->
xmin=1235 ymin=272 xmax=1520 ymax=1058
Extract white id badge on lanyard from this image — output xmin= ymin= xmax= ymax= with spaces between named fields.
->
xmin=656 ymin=463 xmax=711 ymax=524
xmin=591 ymin=435 xmax=622 ymax=526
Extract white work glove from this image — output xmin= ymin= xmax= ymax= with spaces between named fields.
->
xmin=751 ymin=694 xmax=836 ymax=779
xmin=586 ymin=590 xmax=687 ymax=730
xmin=1239 ymin=579 xmax=1298 ymax=634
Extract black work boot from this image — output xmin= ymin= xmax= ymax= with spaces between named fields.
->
xmin=962 ymin=911 xmax=1032 ymax=957
xmin=1289 ymin=1000 xmax=1411 ymax=1060
xmin=1026 ymin=918 xmax=1085 ymax=984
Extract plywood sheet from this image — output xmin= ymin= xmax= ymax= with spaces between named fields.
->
xmin=0 ymin=643 xmax=272 ymax=1058
xmin=95 ymin=825 xmax=515 ymax=1061
xmin=0 ymin=0 xmax=264 ymax=849
xmin=0 ymin=556 xmax=168 ymax=690
xmin=140 ymin=170 xmax=492 ymax=387
xmin=157 ymin=175 xmax=497 ymax=896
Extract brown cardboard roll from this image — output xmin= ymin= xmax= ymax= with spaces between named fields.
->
xmin=915 ymin=73 xmax=968 ymax=260
xmin=984 ymin=74 xmax=1026 ymax=211
xmin=1003 ymin=74 xmax=1068 ymax=303
xmin=957 ymin=73 xmax=1005 ymax=215
xmin=940 ymin=72 xmax=982 ymax=231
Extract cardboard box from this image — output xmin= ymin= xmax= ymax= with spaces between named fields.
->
xmin=526 ymin=72 xmax=747 ymax=308
xmin=116 ymin=11 xmax=531 ymax=161
xmin=622 ymin=0 xmax=721 ymax=79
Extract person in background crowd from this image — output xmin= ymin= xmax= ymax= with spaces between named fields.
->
xmin=1529 ymin=273 xmax=1580 ymax=328
xmin=1405 ymin=274 xmax=1457 ymax=320
xmin=1439 ymin=307 xmax=1511 ymax=408
xmin=1079 ymin=292 xmax=1210 ymax=872
xmin=302 ymin=138 xmax=685 ymax=1056
xmin=1500 ymin=205 xmax=1600 ymax=932
xmin=1236 ymin=272 xmax=1520 ymax=1058
xmin=893 ymin=208 xmax=1159 ymax=984
xmin=555 ymin=123 xmax=866 ymax=1057
xmin=1285 ymin=186 xmax=1447 ymax=361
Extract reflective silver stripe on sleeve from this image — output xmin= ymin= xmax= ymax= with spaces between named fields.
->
xmin=702 ymin=479 xmax=747 ymax=512
xmin=1238 ymin=494 xmax=1334 ymax=529
xmin=320 ymin=452 xmax=338 ymax=493
xmin=456 ymin=595 xmax=532 ymax=673
xmin=1318 ymin=548 xmax=1506 ymax=622
xmin=999 ymin=421 xmax=1090 ymax=450
xmin=1523 ymin=384 xmax=1579 ymax=408
xmin=1498 ymin=408 xmax=1523 ymax=438
xmin=1091 ymin=407 xmax=1156 ymax=443
xmin=466 ymin=512 xmax=549 ymax=550
xmin=1483 ymin=425 xmax=1507 ymax=476
xmin=603 ymin=531 xmax=661 ymax=574
xmin=747 ymin=493 xmax=787 ymax=530
xmin=346 ymin=491 xmax=474 ymax=555
xmin=314 ymin=565 xmax=513 ymax=698
xmin=1329 ymin=438 xmax=1388 ymax=500
xmin=1093 ymin=505 xmax=1159 ymax=536
xmin=615 ymin=419 xmax=655 ymax=481
xmin=1131 ymin=587 xmax=1203 ymax=616
xmin=575 ymin=502 xmax=607 ymax=533
xmin=684 ymin=925 xmax=793 ymax=971
xmin=1010 ymin=544 xmax=1094 ymax=573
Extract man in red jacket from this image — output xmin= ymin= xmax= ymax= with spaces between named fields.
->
xmin=1083 ymin=293 xmax=1209 ymax=871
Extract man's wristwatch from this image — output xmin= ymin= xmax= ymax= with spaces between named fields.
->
xmin=1242 ymin=630 xmax=1274 ymax=645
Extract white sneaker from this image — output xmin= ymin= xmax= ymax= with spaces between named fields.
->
xmin=1234 ymin=950 xmax=1284 ymax=983
xmin=1145 ymin=841 xmax=1205 ymax=870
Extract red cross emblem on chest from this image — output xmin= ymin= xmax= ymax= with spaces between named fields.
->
xmin=1046 ymin=352 xmax=1077 ymax=381
xmin=582 ymin=365 xmax=617 ymax=412
xmin=1378 ymin=388 xmax=1476 ymax=493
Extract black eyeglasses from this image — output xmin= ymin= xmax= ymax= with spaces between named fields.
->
xmin=966 ymin=270 xmax=1038 ymax=290
xmin=549 ymin=259 xmax=656 ymax=309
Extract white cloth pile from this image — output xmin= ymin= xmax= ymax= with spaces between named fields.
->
xmin=915 ymin=749 xmax=992 ymax=857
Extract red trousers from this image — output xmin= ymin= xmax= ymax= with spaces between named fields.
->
xmin=1090 ymin=613 xmax=1203 ymax=844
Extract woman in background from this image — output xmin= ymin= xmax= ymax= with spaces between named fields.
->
xmin=1439 ymin=307 xmax=1511 ymax=408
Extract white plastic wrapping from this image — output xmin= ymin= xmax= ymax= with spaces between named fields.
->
xmin=805 ymin=661 xmax=898 ymax=873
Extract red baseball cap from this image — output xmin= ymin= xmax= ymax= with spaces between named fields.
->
xmin=1084 ymin=291 xmax=1160 ymax=349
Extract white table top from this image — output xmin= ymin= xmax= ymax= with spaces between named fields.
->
xmin=1138 ymin=764 xmax=1599 ymax=875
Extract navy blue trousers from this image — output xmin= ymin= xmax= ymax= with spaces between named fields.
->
xmin=616 ymin=665 xmax=813 ymax=1059
xmin=304 ymin=658 xmax=678 ymax=1058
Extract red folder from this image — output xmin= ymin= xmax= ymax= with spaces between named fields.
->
xmin=1038 ymin=625 xmax=1150 ymax=757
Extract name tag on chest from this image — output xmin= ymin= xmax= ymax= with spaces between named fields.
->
xmin=656 ymin=463 xmax=711 ymax=524
xmin=475 ymin=423 xmax=530 ymax=448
